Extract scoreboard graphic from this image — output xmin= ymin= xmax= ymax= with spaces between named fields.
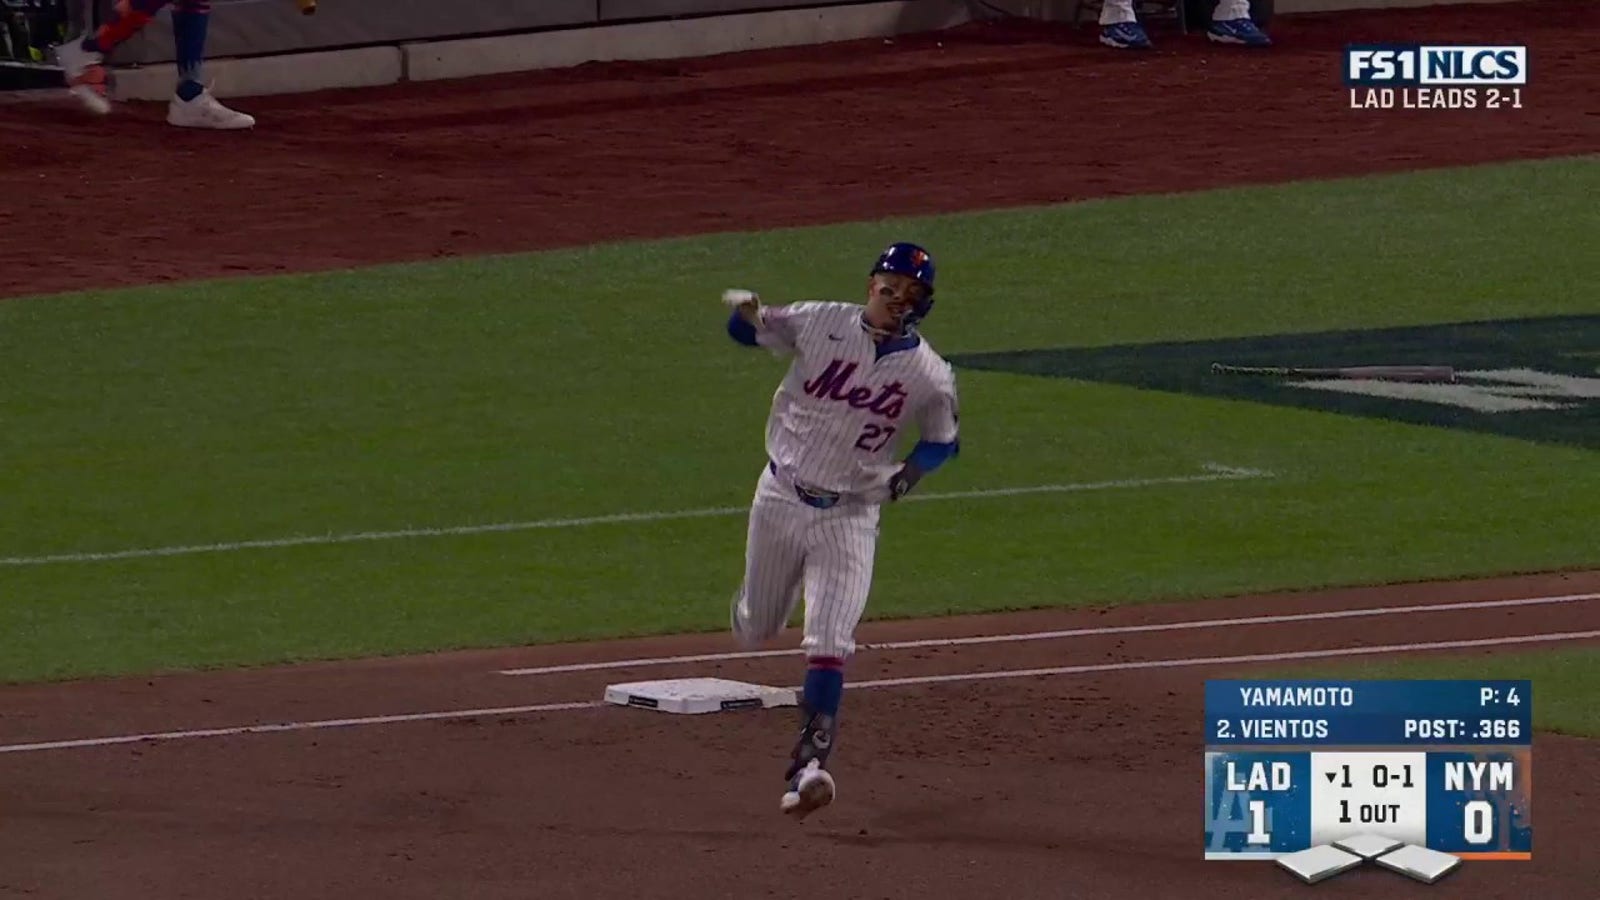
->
xmin=1203 ymin=680 xmax=1531 ymax=881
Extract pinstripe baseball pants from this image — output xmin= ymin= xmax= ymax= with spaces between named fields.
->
xmin=732 ymin=464 xmax=881 ymax=659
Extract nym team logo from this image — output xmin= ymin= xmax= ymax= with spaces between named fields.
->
xmin=1345 ymin=45 xmax=1528 ymax=86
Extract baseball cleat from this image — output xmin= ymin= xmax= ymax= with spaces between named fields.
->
xmin=1099 ymin=22 xmax=1152 ymax=50
xmin=780 ymin=759 xmax=835 ymax=820
xmin=1207 ymin=18 xmax=1272 ymax=46
xmin=167 ymin=90 xmax=256 ymax=130
xmin=55 ymin=40 xmax=111 ymax=115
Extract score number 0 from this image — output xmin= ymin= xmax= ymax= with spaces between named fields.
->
xmin=1243 ymin=801 xmax=1498 ymax=847
xmin=1463 ymin=800 xmax=1495 ymax=845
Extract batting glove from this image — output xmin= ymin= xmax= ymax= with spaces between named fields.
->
xmin=887 ymin=463 xmax=924 ymax=502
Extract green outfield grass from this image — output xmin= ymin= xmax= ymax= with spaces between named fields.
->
xmin=2 ymin=156 xmax=1596 ymax=683
xmin=1252 ymin=648 xmax=1600 ymax=738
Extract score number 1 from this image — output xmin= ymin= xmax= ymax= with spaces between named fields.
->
xmin=1247 ymin=800 xmax=1269 ymax=845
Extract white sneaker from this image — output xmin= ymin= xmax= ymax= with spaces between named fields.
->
xmin=167 ymin=90 xmax=256 ymax=130
xmin=55 ymin=40 xmax=111 ymax=115
xmin=779 ymin=760 xmax=835 ymax=820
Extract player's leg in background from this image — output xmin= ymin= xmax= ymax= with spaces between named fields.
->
xmin=1207 ymin=0 xmax=1272 ymax=45
xmin=56 ymin=0 xmax=172 ymax=114
xmin=787 ymin=506 xmax=882 ymax=784
xmin=86 ymin=0 xmax=169 ymax=55
xmin=731 ymin=468 xmax=807 ymax=649
xmin=166 ymin=0 xmax=256 ymax=129
xmin=171 ymin=0 xmax=211 ymax=102
xmin=1097 ymin=0 xmax=1151 ymax=50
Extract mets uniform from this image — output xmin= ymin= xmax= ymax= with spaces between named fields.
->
xmin=722 ymin=242 xmax=959 ymax=819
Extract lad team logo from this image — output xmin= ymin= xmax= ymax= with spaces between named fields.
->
xmin=1344 ymin=44 xmax=1527 ymax=110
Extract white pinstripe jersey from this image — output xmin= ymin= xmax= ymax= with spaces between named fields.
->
xmin=753 ymin=301 xmax=959 ymax=496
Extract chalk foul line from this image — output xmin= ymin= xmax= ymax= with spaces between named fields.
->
xmin=0 ymin=462 xmax=1269 ymax=566
xmin=843 ymin=630 xmax=1600 ymax=688
xmin=2 ymin=628 xmax=1593 ymax=755
xmin=496 ymin=593 xmax=1598 ymax=676
xmin=0 ymin=702 xmax=603 ymax=755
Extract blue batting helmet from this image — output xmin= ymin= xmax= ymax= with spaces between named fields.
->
xmin=869 ymin=242 xmax=936 ymax=326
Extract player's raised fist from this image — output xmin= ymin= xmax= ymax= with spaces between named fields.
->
xmin=722 ymin=289 xmax=760 ymax=310
xmin=723 ymin=289 xmax=763 ymax=328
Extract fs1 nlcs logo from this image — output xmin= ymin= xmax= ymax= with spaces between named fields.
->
xmin=1345 ymin=45 xmax=1528 ymax=85
xmin=1344 ymin=45 xmax=1527 ymax=110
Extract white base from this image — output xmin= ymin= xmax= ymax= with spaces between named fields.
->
xmin=604 ymin=677 xmax=798 ymax=715
xmin=1276 ymin=845 xmax=1365 ymax=884
xmin=1372 ymin=845 xmax=1462 ymax=883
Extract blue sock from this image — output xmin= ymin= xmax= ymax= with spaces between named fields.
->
xmin=172 ymin=9 xmax=210 ymax=100
xmin=803 ymin=661 xmax=843 ymax=718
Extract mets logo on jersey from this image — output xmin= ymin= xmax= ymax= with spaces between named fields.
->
xmin=803 ymin=360 xmax=908 ymax=419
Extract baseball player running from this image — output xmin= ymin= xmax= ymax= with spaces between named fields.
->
xmin=722 ymin=242 xmax=960 ymax=820
xmin=54 ymin=0 xmax=255 ymax=128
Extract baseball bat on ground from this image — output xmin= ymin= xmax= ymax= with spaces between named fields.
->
xmin=1209 ymin=363 xmax=1457 ymax=383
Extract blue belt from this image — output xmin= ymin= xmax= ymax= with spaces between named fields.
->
xmin=769 ymin=461 xmax=842 ymax=509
